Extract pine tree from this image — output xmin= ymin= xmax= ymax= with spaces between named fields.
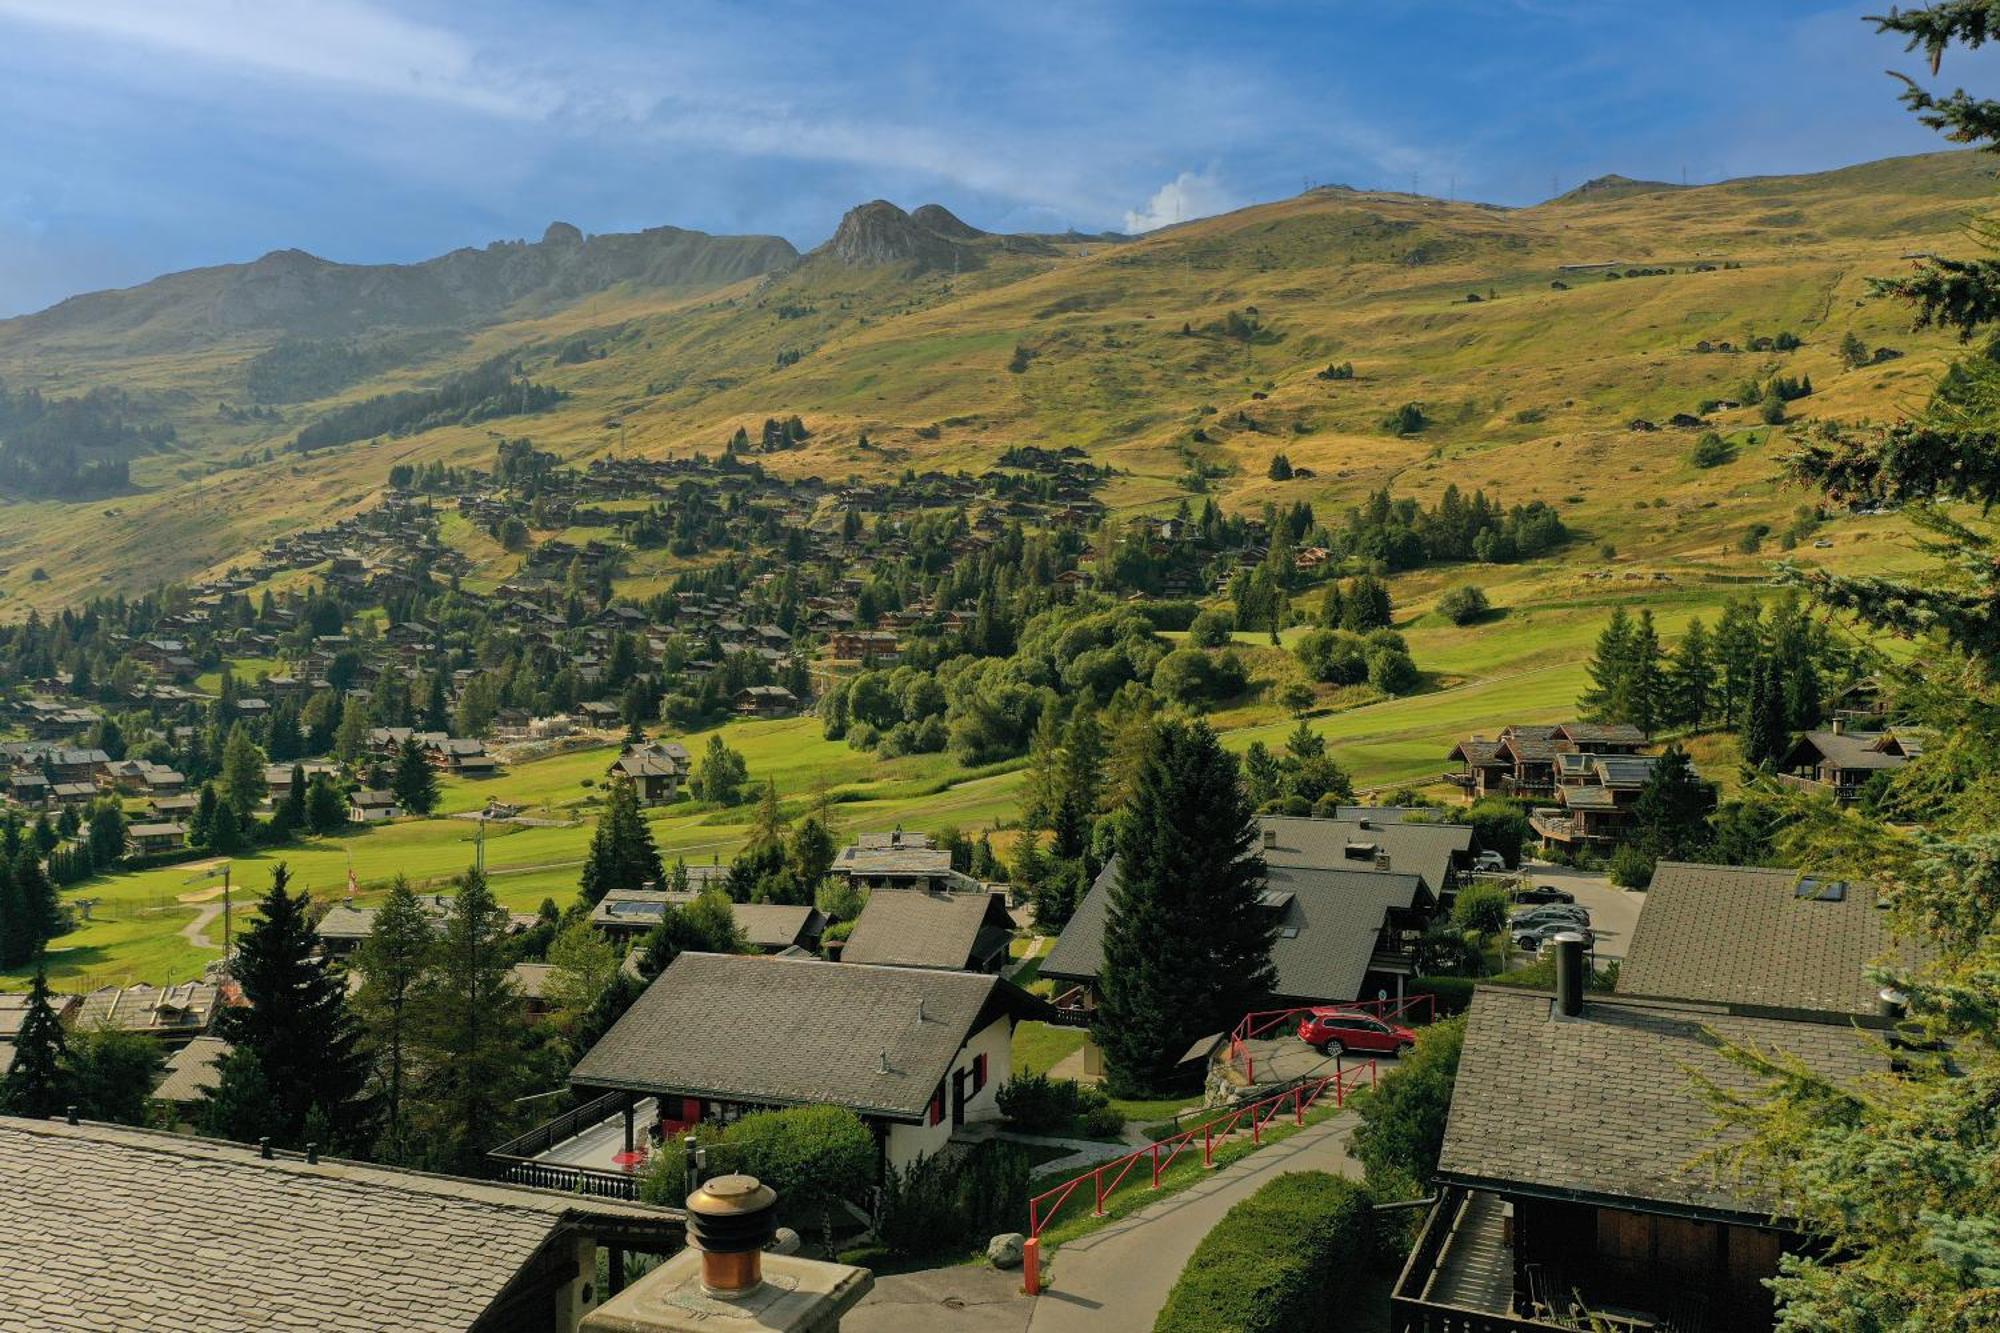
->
xmin=390 ymin=736 xmax=440 ymax=816
xmin=1630 ymin=745 xmax=1714 ymax=862
xmin=1713 ymin=600 xmax=1764 ymax=727
xmin=0 ymin=966 xmax=70 ymax=1118
xmin=1050 ymin=710 xmax=1106 ymax=863
xmin=1579 ymin=608 xmax=1636 ymax=723
xmin=1626 ymin=610 xmax=1667 ymax=736
xmin=1742 ymin=656 xmax=1790 ymax=767
xmin=1096 ymin=718 xmax=1275 ymax=1094
xmin=220 ymin=721 xmax=267 ymax=817
xmin=1668 ymin=618 xmax=1717 ymax=727
xmin=210 ymin=864 xmax=370 ymax=1147
xmin=0 ymin=855 xmax=26 ymax=970
xmin=334 ymin=695 xmax=373 ymax=763
xmin=12 ymin=849 xmax=58 ymax=957
xmin=579 ymin=777 xmax=664 ymax=904
xmin=352 ymin=876 xmax=434 ymax=1153
xmin=281 ymin=763 xmax=309 ymax=835
xmin=407 ymin=868 xmax=530 ymax=1173
xmin=306 ymin=773 xmax=347 ymax=835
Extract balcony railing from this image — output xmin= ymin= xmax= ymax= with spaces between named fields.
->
xmin=1392 ymin=1188 xmax=1553 ymax=1333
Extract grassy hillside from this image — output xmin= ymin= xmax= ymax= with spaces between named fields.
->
xmin=0 ymin=150 xmax=1983 ymax=612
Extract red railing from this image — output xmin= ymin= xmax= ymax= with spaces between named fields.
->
xmin=1021 ymin=1059 xmax=1376 ymax=1295
xmin=1225 ymin=994 xmax=1436 ymax=1083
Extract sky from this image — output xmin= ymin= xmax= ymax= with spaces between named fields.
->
xmin=0 ymin=0 xmax=1991 ymax=316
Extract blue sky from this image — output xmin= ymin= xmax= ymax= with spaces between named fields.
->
xmin=0 ymin=0 xmax=1989 ymax=316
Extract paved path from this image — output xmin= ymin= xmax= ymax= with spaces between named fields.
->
xmin=849 ymin=1109 xmax=1367 ymax=1333
xmin=180 ymin=903 xmax=224 ymax=951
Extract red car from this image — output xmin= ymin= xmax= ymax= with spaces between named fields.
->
xmin=1297 ymin=1008 xmax=1418 ymax=1056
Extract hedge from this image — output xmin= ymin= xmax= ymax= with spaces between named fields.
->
xmin=1408 ymin=975 xmax=1477 ymax=1016
xmin=1153 ymin=1172 xmax=1374 ymax=1333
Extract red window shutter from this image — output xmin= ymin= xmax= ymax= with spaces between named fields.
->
xmin=928 ymin=1087 xmax=945 ymax=1126
xmin=974 ymin=1053 xmax=988 ymax=1092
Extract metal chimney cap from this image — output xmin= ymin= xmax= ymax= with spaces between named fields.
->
xmin=687 ymin=1174 xmax=777 ymax=1219
xmin=1552 ymin=930 xmax=1587 ymax=944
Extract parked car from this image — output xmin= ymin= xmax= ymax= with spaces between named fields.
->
xmin=1297 ymin=1008 xmax=1418 ymax=1057
xmin=1471 ymin=850 xmax=1508 ymax=873
xmin=1512 ymin=883 xmax=1576 ymax=905
xmin=1510 ymin=904 xmax=1590 ymax=929
xmin=1514 ymin=921 xmax=1595 ymax=953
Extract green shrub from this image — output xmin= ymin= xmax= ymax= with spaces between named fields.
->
xmin=1436 ymin=585 xmax=1490 ymax=626
xmin=1349 ymin=1017 xmax=1466 ymax=1203
xmin=1408 ymin=975 xmax=1477 ymax=1016
xmin=1608 ymin=842 xmax=1655 ymax=888
xmin=877 ymin=1140 xmax=1032 ymax=1256
xmin=1154 ymin=1171 xmax=1375 ymax=1333
xmin=1080 ymin=1103 xmax=1127 ymax=1138
xmin=1450 ymin=881 xmax=1509 ymax=936
xmin=721 ymin=1105 xmax=875 ymax=1218
xmin=637 ymin=1120 xmax=728 ymax=1205
xmin=1689 ymin=431 xmax=1732 ymax=468
xmin=995 ymin=1070 xmax=1112 ymax=1134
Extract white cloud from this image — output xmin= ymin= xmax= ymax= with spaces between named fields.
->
xmin=1123 ymin=170 xmax=1237 ymax=233
xmin=0 ymin=0 xmax=549 ymax=117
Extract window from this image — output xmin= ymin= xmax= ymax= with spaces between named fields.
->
xmin=927 ymin=1086 xmax=945 ymax=1127
xmin=972 ymin=1053 xmax=989 ymax=1093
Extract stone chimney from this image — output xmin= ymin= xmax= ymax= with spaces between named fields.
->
xmin=582 ymin=1175 xmax=874 ymax=1333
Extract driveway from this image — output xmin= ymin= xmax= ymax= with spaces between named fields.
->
xmin=847 ymin=1109 xmax=1381 ymax=1333
xmin=1515 ymin=861 xmax=1643 ymax=965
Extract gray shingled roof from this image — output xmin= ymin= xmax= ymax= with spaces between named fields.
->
xmin=841 ymin=889 xmax=1013 ymax=970
xmin=1259 ymin=815 xmax=1473 ymax=894
xmin=317 ymin=893 xmax=456 ymax=942
xmin=0 ymin=1116 xmax=676 ymax=1332
xmin=1621 ymin=862 xmax=1921 ymax=1018
xmin=835 ymin=844 xmax=956 ymax=876
xmin=570 ymin=953 xmax=1045 ymax=1119
xmin=1782 ymin=729 xmax=1904 ymax=772
xmin=1042 ymin=856 xmax=1427 ymax=1004
xmin=732 ymin=903 xmax=826 ymax=951
xmin=1438 ymin=988 xmax=1884 ymax=1220
xmin=151 ymin=1035 xmax=231 ymax=1103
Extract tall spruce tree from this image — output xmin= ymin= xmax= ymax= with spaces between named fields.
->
xmin=1630 ymin=745 xmax=1715 ymax=863
xmin=210 ymin=864 xmax=370 ymax=1147
xmin=580 ymin=777 xmax=665 ymax=905
xmin=351 ymin=875 xmax=434 ymax=1155
xmin=1578 ymin=608 xmax=1637 ymax=723
xmin=219 ymin=721 xmax=267 ymax=817
xmin=1096 ymin=718 xmax=1275 ymax=1094
xmin=390 ymin=736 xmax=440 ymax=816
xmin=407 ymin=868 xmax=530 ymax=1173
xmin=1668 ymin=617 xmax=1717 ymax=728
xmin=0 ymin=966 xmax=70 ymax=1118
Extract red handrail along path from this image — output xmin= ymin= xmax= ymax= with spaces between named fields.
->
xmin=1019 ymin=1059 xmax=1377 ymax=1296
xmin=1226 ymin=993 xmax=1436 ymax=1083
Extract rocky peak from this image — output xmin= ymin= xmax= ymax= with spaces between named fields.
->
xmin=542 ymin=221 xmax=585 ymax=246
xmin=909 ymin=204 xmax=984 ymax=240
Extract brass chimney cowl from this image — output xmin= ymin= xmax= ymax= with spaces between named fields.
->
xmin=685 ymin=1173 xmax=780 ymax=1299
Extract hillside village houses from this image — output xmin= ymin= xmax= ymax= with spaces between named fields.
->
xmin=1448 ymin=721 xmax=1708 ymax=853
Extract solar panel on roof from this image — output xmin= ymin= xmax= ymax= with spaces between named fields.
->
xmin=606 ymin=901 xmax=668 ymax=919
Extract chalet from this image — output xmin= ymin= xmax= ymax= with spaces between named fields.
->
xmin=0 ymin=1115 xmax=680 ymax=1333
xmin=7 ymin=773 xmax=49 ymax=808
xmin=587 ymin=890 xmax=825 ymax=954
xmin=577 ymin=701 xmax=622 ymax=728
xmin=72 ymin=982 xmax=221 ymax=1043
xmin=1530 ymin=753 xmax=1701 ymax=850
xmin=732 ymin=685 xmax=800 ymax=718
xmin=832 ymin=831 xmax=981 ymax=894
xmin=1776 ymin=722 xmax=1909 ymax=804
xmin=1450 ymin=721 xmax=1646 ymax=799
xmin=839 ymin=889 xmax=1015 ymax=973
xmin=348 ymin=789 xmax=400 ymax=823
xmin=567 ymin=953 xmax=1049 ymax=1172
xmin=50 ymin=781 xmax=98 ymax=808
xmin=829 ymin=631 xmax=902 ymax=664
xmin=318 ymin=893 xmax=457 ymax=956
xmin=1395 ymin=866 xmax=1915 ymax=1333
xmin=126 ymin=822 xmax=188 ymax=856
xmin=1044 ymin=854 xmax=1434 ymax=1017
xmin=510 ymin=962 xmax=557 ymax=1022
xmin=149 ymin=793 xmax=200 ymax=821
xmin=607 ymin=743 xmax=683 ymax=803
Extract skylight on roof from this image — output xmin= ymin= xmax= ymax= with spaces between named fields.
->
xmin=1796 ymin=877 xmax=1848 ymax=902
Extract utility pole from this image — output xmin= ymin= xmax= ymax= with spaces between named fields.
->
xmin=221 ymin=864 xmax=232 ymax=962
xmin=475 ymin=815 xmax=487 ymax=876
